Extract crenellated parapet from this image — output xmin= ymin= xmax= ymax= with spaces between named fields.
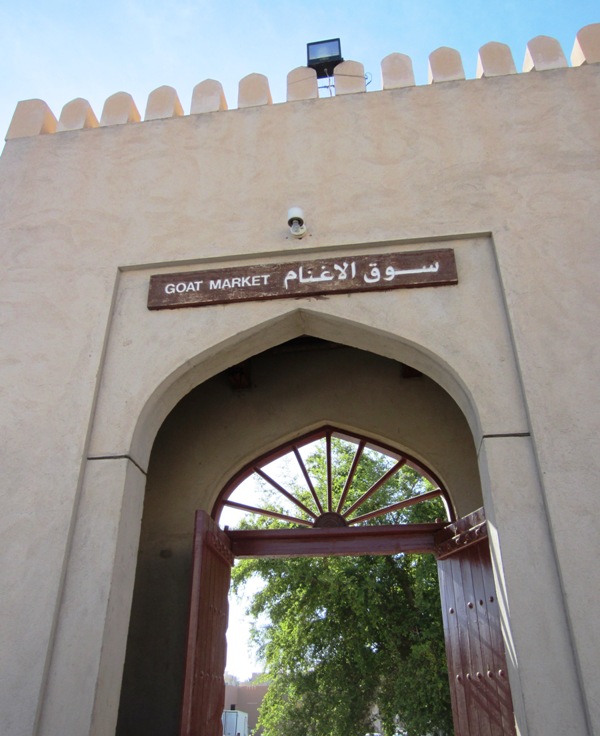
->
xmin=5 ymin=23 xmax=600 ymax=141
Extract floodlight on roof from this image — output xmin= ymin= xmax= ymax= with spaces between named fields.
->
xmin=307 ymin=38 xmax=343 ymax=79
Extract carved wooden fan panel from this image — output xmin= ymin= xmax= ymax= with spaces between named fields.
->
xmin=212 ymin=427 xmax=453 ymax=529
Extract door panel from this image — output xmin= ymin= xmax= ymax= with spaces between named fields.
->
xmin=180 ymin=511 xmax=233 ymax=736
xmin=437 ymin=540 xmax=516 ymax=736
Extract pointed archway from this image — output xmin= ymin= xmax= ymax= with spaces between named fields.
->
xmin=116 ymin=339 xmax=493 ymax=734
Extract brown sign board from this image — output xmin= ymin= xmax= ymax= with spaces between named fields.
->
xmin=147 ymin=248 xmax=457 ymax=310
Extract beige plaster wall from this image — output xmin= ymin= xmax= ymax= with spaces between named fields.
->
xmin=0 ymin=63 xmax=599 ymax=735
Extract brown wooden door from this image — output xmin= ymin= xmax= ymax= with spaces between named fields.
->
xmin=180 ymin=505 xmax=516 ymax=735
xmin=437 ymin=536 xmax=516 ymax=736
xmin=180 ymin=510 xmax=234 ymax=736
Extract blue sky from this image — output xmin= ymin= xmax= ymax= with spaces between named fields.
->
xmin=1 ymin=1 xmax=598 ymax=140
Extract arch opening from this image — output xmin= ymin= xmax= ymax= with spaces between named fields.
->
xmin=217 ymin=427 xmax=457 ymax=734
xmin=116 ymin=336 xmax=487 ymax=735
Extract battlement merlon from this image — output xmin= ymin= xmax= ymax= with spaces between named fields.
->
xmin=5 ymin=24 xmax=600 ymax=141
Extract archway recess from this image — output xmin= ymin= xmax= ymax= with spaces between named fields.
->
xmin=117 ymin=339 xmax=483 ymax=735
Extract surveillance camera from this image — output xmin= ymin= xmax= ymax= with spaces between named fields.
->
xmin=287 ymin=207 xmax=305 ymax=228
xmin=287 ymin=207 xmax=306 ymax=238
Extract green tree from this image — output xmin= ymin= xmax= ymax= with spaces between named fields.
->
xmin=231 ymin=439 xmax=453 ymax=736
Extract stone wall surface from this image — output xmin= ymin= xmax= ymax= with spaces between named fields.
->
xmin=0 ymin=51 xmax=599 ymax=736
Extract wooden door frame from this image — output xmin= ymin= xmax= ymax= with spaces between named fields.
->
xmin=225 ymin=507 xmax=487 ymax=560
xmin=227 ymin=520 xmax=447 ymax=558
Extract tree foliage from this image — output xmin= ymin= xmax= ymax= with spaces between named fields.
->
xmin=231 ymin=439 xmax=453 ymax=736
